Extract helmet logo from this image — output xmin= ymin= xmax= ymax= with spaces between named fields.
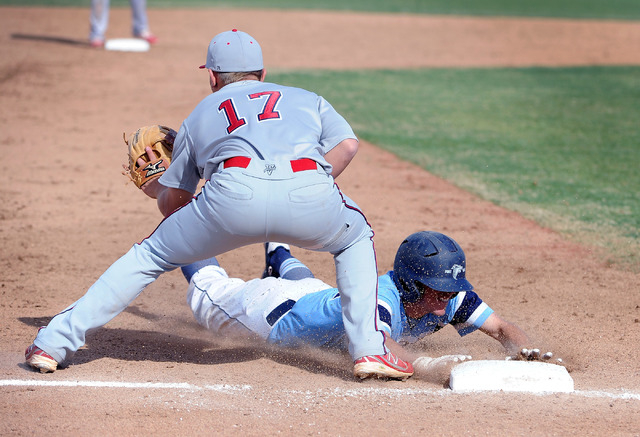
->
xmin=446 ymin=264 xmax=465 ymax=279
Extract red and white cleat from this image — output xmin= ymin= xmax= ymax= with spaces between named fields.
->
xmin=354 ymin=351 xmax=414 ymax=380
xmin=135 ymin=31 xmax=158 ymax=44
xmin=89 ymin=38 xmax=104 ymax=48
xmin=25 ymin=329 xmax=58 ymax=373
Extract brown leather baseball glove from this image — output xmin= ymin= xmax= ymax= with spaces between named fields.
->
xmin=123 ymin=125 xmax=176 ymax=188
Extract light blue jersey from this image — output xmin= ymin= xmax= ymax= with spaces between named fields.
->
xmin=268 ymin=271 xmax=494 ymax=349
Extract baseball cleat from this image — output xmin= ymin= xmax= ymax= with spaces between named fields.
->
xmin=25 ymin=343 xmax=58 ymax=373
xmin=135 ymin=31 xmax=158 ymax=44
xmin=354 ymin=351 xmax=414 ymax=381
xmin=89 ymin=38 xmax=104 ymax=48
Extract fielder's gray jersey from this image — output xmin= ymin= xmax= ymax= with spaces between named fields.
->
xmin=161 ymin=80 xmax=355 ymax=193
xmin=33 ymin=79 xmax=385 ymax=365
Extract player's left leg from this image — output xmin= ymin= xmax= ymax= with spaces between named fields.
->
xmin=185 ymin=262 xmax=258 ymax=339
xmin=322 ymin=191 xmax=414 ymax=380
xmin=260 ymin=172 xmax=391 ymax=363
xmin=182 ymin=257 xmax=220 ymax=283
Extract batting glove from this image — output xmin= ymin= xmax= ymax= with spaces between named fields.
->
xmin=413 ymin=354 xmax=472 ymax=373
xmin=506 ymin=348 xmax=563 ymax=364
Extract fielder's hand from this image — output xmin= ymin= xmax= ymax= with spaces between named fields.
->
xmin=122 ymin=125 xmax=176 ymax=188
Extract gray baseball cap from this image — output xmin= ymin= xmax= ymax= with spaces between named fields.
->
xmin=199 ymin=29 xmax=263 ymax=72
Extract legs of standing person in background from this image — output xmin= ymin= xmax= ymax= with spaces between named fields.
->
xmin=130 ymin=0 xmax=157 ymax=43
xmin=88 ymin=0 xmax=157 ymax=48
xmin=89 ymin=0 xmax=109 ymax=47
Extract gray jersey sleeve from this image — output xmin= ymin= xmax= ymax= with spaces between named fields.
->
xmin=159 ymin=123 xmax=201 ymax=193
xmin=317 ymin=96 xmax=358 ymax=154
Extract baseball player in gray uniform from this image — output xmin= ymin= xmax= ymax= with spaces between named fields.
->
xmin=25 ymin=29 xmax=412 ymax=380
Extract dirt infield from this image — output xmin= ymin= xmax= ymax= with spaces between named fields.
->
xmin=1 ymin=7 xmax=639 ymax=435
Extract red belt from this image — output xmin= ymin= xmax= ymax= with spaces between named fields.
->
xmin=223 ymin=157 xmax=317 ymax=172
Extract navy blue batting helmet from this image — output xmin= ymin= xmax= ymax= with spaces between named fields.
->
xmin=392 ymin=231 xmax=473 ymax=303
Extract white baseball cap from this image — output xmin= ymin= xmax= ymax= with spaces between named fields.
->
xmin=199 ymin=29 xmax=263 ymax=72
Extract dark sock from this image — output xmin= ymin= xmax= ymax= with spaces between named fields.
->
xmin=269 ymin=247 xmax=314 ymax=280
xmin=181 ymin=257 xmax=220 ymax=283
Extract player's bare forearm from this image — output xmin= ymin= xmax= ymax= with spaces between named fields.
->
xmin=325 ymin=138 xmax=358 ymax=178
xmin=157 ymin=187 xmax=193 ymax=217
xmin=141 ymin=180 xmax=192 ymax=217
xmin=498 ymin=322 xmax=531 ymax=352
xmin=479 ymin=313 xmax=530 ymax=353
xmin=140 ymin=178 xmax=163 ymax=199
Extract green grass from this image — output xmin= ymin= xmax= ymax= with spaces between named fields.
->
xmin=5 ymin=0 xmax=640 ymax=20
xmin=268 ymin=67 xmax=640 ymax=269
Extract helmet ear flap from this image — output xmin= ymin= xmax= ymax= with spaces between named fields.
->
xmin=393 ymin=246 xmax=418 ymax=302
xmin=393 ymin=276 xmax=422 ymax=303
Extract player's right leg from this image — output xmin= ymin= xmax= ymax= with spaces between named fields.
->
xmin=185 ymin=262 xmax=257 ymax=338
xmin=25 ymin=327 xmax=57 ymax=373
xmin=263 ymin=242 xmax=314 ymax=280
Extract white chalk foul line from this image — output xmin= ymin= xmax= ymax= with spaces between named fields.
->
xmin=1 ymin=379 xmax=638 ymax=400
xmin=575 ymin=390 xmax=640 ymax=401
xmin=0 ymin=379 xmax=250 ymax=392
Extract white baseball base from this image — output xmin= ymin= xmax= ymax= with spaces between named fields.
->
xmin=449 ymin=360 xmax=574 ymax=393
xmin=104 ymin=38 xmax=150 ymax=52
